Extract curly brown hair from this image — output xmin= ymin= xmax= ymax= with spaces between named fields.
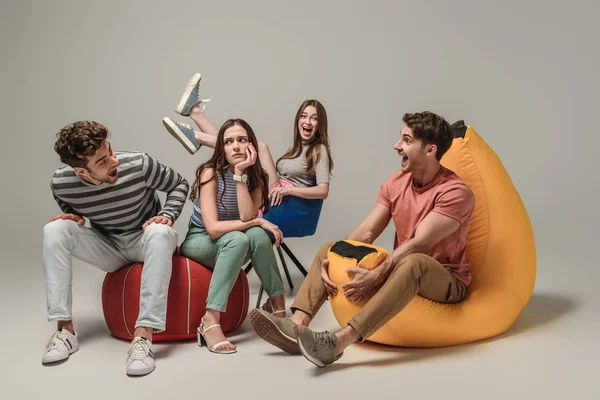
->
xmin=54 ymin=121 xmax=109 ymax=168
xmin=402 ymin=112 xmax=454 ymax=160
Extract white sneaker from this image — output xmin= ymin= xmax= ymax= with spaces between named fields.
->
xmin=42 ymin=329 xmax=79 ymax=364
xmin=125 ymin=337 xmax=155 ymax=376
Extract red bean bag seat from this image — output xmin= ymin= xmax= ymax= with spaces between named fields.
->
xmin=101 ymin=249 xmax=249 ymax=342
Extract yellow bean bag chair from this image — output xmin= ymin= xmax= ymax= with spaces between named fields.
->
xmin=328 ymin=121 xmax=536 ymax=347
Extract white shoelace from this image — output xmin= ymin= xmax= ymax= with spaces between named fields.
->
xmin=128 ymin=338 xmax=150 ymax=361
xmin=176 ymin=121 xmax=193 ymax=130
xmin=46 ymin=331 xmax=68 ymax=352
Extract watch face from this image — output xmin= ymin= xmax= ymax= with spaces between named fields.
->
xmin=234 ymin=174 xmax=248 ymax=183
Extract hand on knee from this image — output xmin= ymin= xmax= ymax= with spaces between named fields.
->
xmin=43 ymin=219 xmax=79 ymax=248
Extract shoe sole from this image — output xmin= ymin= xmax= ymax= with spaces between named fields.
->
xmin=176 ymin=72 xmax=201 ymax=115
xmin=42 ymin=347 xmax=78 ymax=364
xmin=249 ymin=309 xmax=300 ymax=355
xmin=297 ymin=333 xmax=327 ymax=368
xmin=126 ymin=364 xmax=155 ymax=376
xmin=162 ymin=118 xmax=198 ymax=155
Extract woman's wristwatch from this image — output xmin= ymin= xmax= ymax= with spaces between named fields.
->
xmin=233 ymin=173 xmax=248 ymax=184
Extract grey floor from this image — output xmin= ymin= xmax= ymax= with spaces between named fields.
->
xmin=2 ymin=244 xmax=598 ymax=400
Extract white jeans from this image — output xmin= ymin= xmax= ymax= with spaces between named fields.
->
xmin=42 ymin=219 xmax=178 ymax=331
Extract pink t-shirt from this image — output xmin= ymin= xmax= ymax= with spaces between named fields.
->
xmin=377 ymin=166 xmax=475 ymax=286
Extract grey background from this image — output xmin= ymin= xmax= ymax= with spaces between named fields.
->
xmin=1 ymin=0 xmax=598 ymax=399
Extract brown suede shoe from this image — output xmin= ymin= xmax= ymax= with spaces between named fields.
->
xmin=296 ymin=326 xmax=343 ymax=367
xmin=249 ymin=308 xmax=300 ymax=354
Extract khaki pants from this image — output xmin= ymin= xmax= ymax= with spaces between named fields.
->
xmin=290 ymin=241 xmax=467 ymax=340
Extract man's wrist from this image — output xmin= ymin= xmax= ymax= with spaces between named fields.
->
xmin=375 ymin=258 xmax=392 ymax=283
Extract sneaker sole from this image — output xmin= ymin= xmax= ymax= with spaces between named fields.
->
xmin=249 ymin=309 xmax=300 ymax=355
xmin=42 ymin=347 xmax=78 ymax=364
xmin=126 ymin=364 xmax=155 ymax=376
xmin=176 ymin=72 xmax=201 ymax=115
xmin=297 ymin=334 xmax=327 ymax=368
xmin=162 ymin=118 xmax=198 ymax=155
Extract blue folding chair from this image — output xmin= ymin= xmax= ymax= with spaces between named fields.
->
xmin=245 ymin=196 xmax=324 ymax=307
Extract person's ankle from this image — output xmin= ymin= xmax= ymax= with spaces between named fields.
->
xmin=193 ymin=129 xmax=203 ymax=143
xmin=334 ymin=326 xmax=360 ymax=355
xmin=203 ymin=310 xmax=220 ymax=326
xmin=290 ymin=311 xmax=311 ymax=326
xmin=57 ymin=321 xmax=75 ymax=335
xmin=134 ymin=327 xmax=153 ymax=342
xmin=269 ymin=296 xmax=286 ymax=312
xmin=189 ymin=104 xmax=202 ymax=116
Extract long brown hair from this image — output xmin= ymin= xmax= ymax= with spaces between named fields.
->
xmin=276 ymin=99 xmax=334 ymax=176
xmin=190 ymin=119 xmax=270 ymax=214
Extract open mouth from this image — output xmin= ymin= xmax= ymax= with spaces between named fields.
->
xmin=108 ymin=168 xmax=118 ymax=179
xmin=302 ymin=126 xmax=313 ymax=135
xmin=401 ymin=155 xmax=408 ymax=167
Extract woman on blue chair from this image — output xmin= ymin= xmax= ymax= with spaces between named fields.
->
xmin=261 ymin=98 xmax=334 ymax=209
xmin=162 ymin=73 xmax=334 ymax=210
xmin=179 ymin=118 xmax=286 ymax=355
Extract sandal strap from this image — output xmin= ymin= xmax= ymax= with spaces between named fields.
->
xmin=262 ymin=300 xmax=286 ymax=315
xmin=210 ymin=340 xmax=233 ymax=351
xmin=200 ymin=322 xmax=222 ymax=333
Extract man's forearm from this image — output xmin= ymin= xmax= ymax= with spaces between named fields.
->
xmin=345 ymin=227 xmax=375 ymax=244
xmin=160 ymin=179 xmax=189 ymax=221
xmin=374 ymin=238 xmax=426 ymax=282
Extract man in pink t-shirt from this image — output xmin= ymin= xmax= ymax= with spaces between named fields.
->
xmin=250 ymin=111 xmax=475 ymax=367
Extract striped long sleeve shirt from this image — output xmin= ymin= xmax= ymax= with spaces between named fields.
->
xmin=51 ymin=151 xmax=189 ymax=235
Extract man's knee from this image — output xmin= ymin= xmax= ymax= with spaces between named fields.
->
xmin=396 ymin=253 xmax=435 ymax=276
xmin=318 ymin=241 xmax=337 ymax=259
xmin=143 ymin=223 xmax=178 ymax=245
xmin=400 ymin=253 xmax=431 ymax=264
xmin=307 ymin=240 xmax=337 ymax=271
xmin=43 ymin=219 xmax=78 ymax=247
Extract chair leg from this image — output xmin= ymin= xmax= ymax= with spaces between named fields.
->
xmin=245 ymin=261 xmax=264 ymax=308
xmin=281 ymin=243 xmax=309 ymax=276
xmin=255 ymin=284 xmax=264 ymax=308
xmin=277 ymin=245 xmax=294 ymax=289
xmin=244 ymin=262 xmax=254 ymax=275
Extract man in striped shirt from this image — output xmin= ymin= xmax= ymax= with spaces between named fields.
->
xmin=41 ymin=121 xmax=189 ymax=377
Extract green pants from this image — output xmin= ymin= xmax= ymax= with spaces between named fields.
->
xmin=180 ymin=225 xmax=284 ymax=312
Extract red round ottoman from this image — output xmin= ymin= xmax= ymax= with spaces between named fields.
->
xmin=101 ymin=249 xmax=249 ymax=342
